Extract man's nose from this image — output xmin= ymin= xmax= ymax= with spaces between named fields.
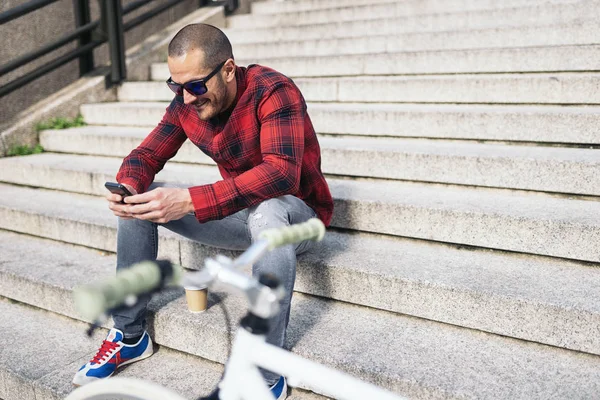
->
xmin=183 ymin=90 xmax=197 ymax=105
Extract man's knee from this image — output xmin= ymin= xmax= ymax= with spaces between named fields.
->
xmin=247 ymin=197 xmax=290 ymax=237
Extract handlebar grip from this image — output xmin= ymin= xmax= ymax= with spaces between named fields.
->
xmin=258 ymin=218 xmax=326 ymax=250
xmin=73 ymin=260 xmax=182 ymax=321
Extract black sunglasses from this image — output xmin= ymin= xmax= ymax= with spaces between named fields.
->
xmin=166 ymin=61 xmax=226 ymax=97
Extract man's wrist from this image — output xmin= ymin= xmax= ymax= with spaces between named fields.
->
xmin=184 ymin=188 xmax=195 ymax=214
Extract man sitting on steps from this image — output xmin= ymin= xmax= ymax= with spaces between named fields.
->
xmin=72 ymin=23 xmax=333 ymax=399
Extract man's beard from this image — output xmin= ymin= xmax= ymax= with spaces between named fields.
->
xmin=195 ymin=77 xmax=227 ymax=121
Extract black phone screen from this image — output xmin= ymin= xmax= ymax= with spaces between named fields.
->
xmin=105 ymin=182 xmax=133 ymax=197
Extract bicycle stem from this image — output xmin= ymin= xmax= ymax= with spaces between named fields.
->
xmin=184 ymin=239 xmax=285 ymax=320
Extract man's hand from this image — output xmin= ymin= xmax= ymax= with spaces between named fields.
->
xmin=123 ymin=187 xmax=194 ymax=224
xmin=107 ymin=183 xmax=138 ymax=220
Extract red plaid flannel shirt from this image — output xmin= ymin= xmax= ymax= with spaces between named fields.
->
xmin=117 ymin=65 xmax=333 ymax=226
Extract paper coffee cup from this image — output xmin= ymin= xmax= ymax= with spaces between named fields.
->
xmin=184 ymin=286 xmax=208 ymax=313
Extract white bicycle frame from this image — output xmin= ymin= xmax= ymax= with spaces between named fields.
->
xmin=67 ymin=220 xmax=405 ymax=400
xmin=217 ymin=326 xmax=403 ymax=400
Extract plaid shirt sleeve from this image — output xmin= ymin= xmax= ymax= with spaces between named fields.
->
xmin=189 ymin=82 xmax=306 ymax=222
xmin=116 ymin=99 xmax=187 ymax=194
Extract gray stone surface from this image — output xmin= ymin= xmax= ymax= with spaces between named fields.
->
xmin=318 ymin=136 xmax=600 ymax=196
xmin=80 ymin=102 xmax=165 ymax=127
xmin=76 ymin=99 xmax=600 ymax=144
xmin=118 ymin=81 xmax=176 ymax=102
xmin=0 ymin=182 xmax=180 ymax=260
xmin=306 ymin=103 xmax=600 ymax=144
xmin=0 ymin=298 xmax=105 ymax=400
xmin=232 ymin=21 xmax=600 ymax=59
xmin=0 ymin=4 xmax=225 ymax=157
xmin=250 ymin=0 xmax=578 ymax=14
xmin=157 ymin=47 xmax=600 ymax=78
xmin=285 ymin=294 xmax=600 ymax=399
xmin=0 ymin=68 xmax=117 ymax=158
xmin=2 ymin=182 xmax=600 ymax=356
xmin=297 ymin=72 xmax=600 ymax=103
xmin=293 ymin=73 xmax=600 ymax=104
xmin=16 ymin=135 xmax=600 ymax=196
xmin=224 ymin=1 xmax=597 ymax=43
xmin=228 ymin=0 xmax=588 ymax=29
xmin=6 ymin=0 xmax=600 ymax=398
xmin=138 ymin=70 xmax=600 ymax=105
xmin=2 ymin=155 xmax=600 ymax=262
xmin=329 ymin=178 xmax=600 ymax=263
xmin=0 ymin=297 xmax=323 ymax=400
xmin=2 ymin=268 xmax=600 ymax=399
xmin=40 ymin=126 xmax=214 ymax=165
xmin=35 ymin=351 xmax=221 ymax=400
xmin=0 ymin=153 xmax=221 ymax=196
xmin=251 ymin=0 xmax=400 ymax=14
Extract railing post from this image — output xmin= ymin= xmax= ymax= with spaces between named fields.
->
xmin=73 ymin=0 xmax=94 ymax=76
xmin=225 ymin=0 xmax=238 ymax=15
xmin=100 ymin=0 xmax=126 ymax=84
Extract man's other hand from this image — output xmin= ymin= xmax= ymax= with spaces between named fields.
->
xmin=124 ymin=187 xmax=194 ymax=224
xmin=107 ymin=183 xmax=138 ymax=220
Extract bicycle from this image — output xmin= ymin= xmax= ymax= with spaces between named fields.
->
xmin=65 ymin=219 xmax=405 ymax=400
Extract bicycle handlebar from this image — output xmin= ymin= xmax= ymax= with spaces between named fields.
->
xmin=73 ymin=219 xmax=326 ymax=322
xmin=259 ymin=218 xmax=325 ymax=250
xmin=73 ymin=260 xmax=183 ymax=322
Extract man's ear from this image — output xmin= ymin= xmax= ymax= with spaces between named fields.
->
xmin=223 ymin=58 xmax=236 ymax=83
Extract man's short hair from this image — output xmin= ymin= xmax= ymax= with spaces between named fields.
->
xmin=168 ymin=23 xmax=234 ymax=68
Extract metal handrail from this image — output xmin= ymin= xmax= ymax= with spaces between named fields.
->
xmin=0 ymin=41 xmax=103 ymax=96
xmin=0 ymin=21 xmax=99 ymax=77
xmin=0 ymin=0 xmax=238 ymax=99
xmin=0 ymin=0 xmax=60 ymax=25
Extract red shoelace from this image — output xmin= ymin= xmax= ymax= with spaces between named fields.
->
xmin=91 ymin=340 xmax=119 ymax=364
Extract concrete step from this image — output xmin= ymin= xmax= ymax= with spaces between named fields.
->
xmin=37 ymin=131 xmax=600 ymax=196
xmin=1 ymin=232 xmax=600 ymax=399
xmin=156 ymin=46 xmax=600 ymax=77
xmin=40 ymin=126 xmax=215 ymax=165
xmin=305 ymin=103 xmax=600 ymax=144
xmin=251 ymin=0 xmax=400 ymax=14
xmin=318 ymin=136 xmax=600 ymax=196
xmin=0 ymin=296 xmax=320 ymax=400
xmin=80 ymin=102 xmax=165 ymax=127
xmin=232 ymin=21 xmax=599 ymax=59
xmin=144 ymin=70 xmax=600 ymax=105
xmin=1 ymin=156 xmax=600 ymax=262
xmin=290 ymin=73 xmax=600 ymax=105
xmin=76 ymin=102 xmax=600 ymax=144
xmin=3 ymin=197 xmax=600 ymax=356
xmin=224 ymin=1 xmax=598 ymax=43
xmin=250 ymin=0 xmax=579 ymax=15
xmin=228 ymin=0 xmax=587 ymax=29
xmin=235 ymin=45 xmax=600 ymax=77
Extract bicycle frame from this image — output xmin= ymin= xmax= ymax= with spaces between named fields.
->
xmin=218 ymin=327 xmax=404 ymax=400
xmin=68 ymin=220 xmax=405 ymax=400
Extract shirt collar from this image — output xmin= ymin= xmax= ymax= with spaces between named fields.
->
xmin=233 ymin=65 xmax=247 ymax=104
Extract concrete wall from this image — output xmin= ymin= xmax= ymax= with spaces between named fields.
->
xmin=0 ymin=0 xmax=223 ymax=126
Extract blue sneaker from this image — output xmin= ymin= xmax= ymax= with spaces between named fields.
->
xmin=270 ymin=376 xmax=287 ymax=400
xmin=72 ymin=328 xmax=153 ymax=386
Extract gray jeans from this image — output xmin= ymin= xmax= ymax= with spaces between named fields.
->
xmin=112 ymin=188 xmax=317 ymax=384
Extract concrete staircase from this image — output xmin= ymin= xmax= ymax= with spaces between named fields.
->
xmin=2 ymin=0 xmax=600 ymax=398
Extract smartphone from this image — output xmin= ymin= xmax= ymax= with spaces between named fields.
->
xmin=105 ymin=182 xmax=133 ymax=203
